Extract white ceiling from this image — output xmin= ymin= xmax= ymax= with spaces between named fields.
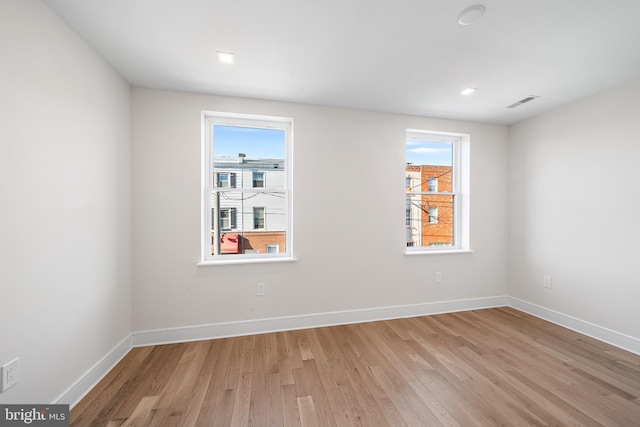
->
xmin=42 ymin=0 xmax=640 ymax=125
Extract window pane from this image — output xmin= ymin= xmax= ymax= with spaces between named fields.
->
xmin=253 ymin=171 xmax=265 ymax=188
xmin=253 ymin=206 xmax=265 ymax=229
xmin=210 ymin=192 xmax=286 ymax=255
xmin=217 ymin=172 xmax=229 ymax=187
xmin=406 ymin=139 xmax=453 ymax=168
xmin=406 ymin=135 xmax=455 ymax=249
xmin=405 ymin=194 xmax=454 ymax=247
xmin=406 ymin=140 xmax=452 ymax=193
xmin=220 ymin=208 xmax=230 ymax=229
xmin=207 ymin=119 xmax=289 ymax=259
xmin=213 ymin=125 xmax=285 ymax=158
xmin=428 ymin=207 xmax=438 ymax=224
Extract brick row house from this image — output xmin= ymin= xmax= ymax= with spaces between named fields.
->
xmin=406 ymin=164 xmax=454 ymax=247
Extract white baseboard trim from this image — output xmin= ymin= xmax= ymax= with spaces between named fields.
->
xmin=59 ymin=295 xmax=640 ymax=410
xmin=54 ymin=334 xmax=133 ymax=409
xmin=132 ymin=296 xmax=509 ymax=347
xmin=508 ymin=297 xmax=640 ymax=356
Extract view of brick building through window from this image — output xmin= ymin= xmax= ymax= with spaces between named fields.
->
xmin=406 ymin=164 xmax=453 ymax=247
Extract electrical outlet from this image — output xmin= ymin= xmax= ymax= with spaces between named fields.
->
xmin=257 ymin=282 xmax=266 ymax=296
xmin=543 ymin=276 xmax=552 ymax=289
xmin=1 ymin=358 xmax=19 ymax=392
xmin=435 ymin=272 xmax=442 ymax=284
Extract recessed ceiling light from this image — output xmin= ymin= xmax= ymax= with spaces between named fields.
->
xmin=458 ymin=5 xmax=486 ymax=25
xmin=459 ymin=87 xmax=477 ymax=96
xmin=216 ymin=51 xmax=235 ymax=64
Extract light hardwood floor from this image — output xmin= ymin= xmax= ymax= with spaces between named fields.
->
xmin=71 ymin=307 xmax=640 ymax=426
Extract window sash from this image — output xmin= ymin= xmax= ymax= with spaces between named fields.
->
xmin=252 ymin=172 xmax=265 ymax=188
xmin=405 ymin=192 xmax=455 ymax=245
xmin=202 ymin=112 xmax=293 ymax=262
xmin=428 ymin=178 xmax=438 ymax=192
xmin=428 ymin=207 xmax=438 ymax=224
xmin=253 ymin=207 xmax=265 ymax=229
xmin=220 ymin=208 xmax=237 ymax=230
xmin=212 ymin=207 xmax=237 ymax=230
xmin=216 ymin=172 xmax=236 ymax=188
xmin=218 ymin=173 xmax=229 ymax=188
xmin=405 ymin=129 xmax=468 ymax=252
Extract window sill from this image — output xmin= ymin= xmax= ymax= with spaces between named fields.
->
xmin=405 ymin=249 xmax=474 ymax=256
xmin=197 ymin=256 xmax=297 ymax=266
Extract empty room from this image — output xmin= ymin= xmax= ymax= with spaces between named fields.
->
xmin=1 ymin=0 xmax=639 ymax=425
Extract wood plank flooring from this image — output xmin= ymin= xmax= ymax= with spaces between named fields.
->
xmin=70 ymin=307 xmax=640 ymax=426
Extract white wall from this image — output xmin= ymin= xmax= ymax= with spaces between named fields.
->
xmin=509 ymin=77 xmax=640 ymax=340
xmin=0 ymin=0 xmax=132 ymax=404
xmin=3 ymin=0 xmax=638 ymax=406
xmin=132 ymin=88 xmax=509 ymax=331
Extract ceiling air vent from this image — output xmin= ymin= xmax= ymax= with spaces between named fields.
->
xmin=507 ymin=95 xmax=539 ymax=109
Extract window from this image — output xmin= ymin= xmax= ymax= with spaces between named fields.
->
xmin=216 ymin=172 xmax=236 ymax=188
xmin=428 ymin=178 xmax=438 ymax=192
xmin=405 ymin=129 xmax=470 ymax=252
xmin=406 ymin=176 xmax=412 ymax=190
xmin=253 ymin=207 xmax=265 ymax=229
xmin=202 ymin=112 xmax=292 ymax=262
xmin=212 ymin=208 xmax=237 ymax=230
xmin=219 ymin=208 xmax=237 ymax=230
xmin=428 ymin=207 xmax=438 ymax=224
xmin=253 ymin=171 xmax=265 ymax=188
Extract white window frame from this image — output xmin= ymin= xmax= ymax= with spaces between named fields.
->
xmin=428 ymin=177 xmax=438 ymax=192
xmin=252 ymin=171 xmax=265 ymax=188
xmin=219 ymin=207 xmax=237 ymax=230
xmin=216 ymin=172 xmax=236 ymax=188
xmin=428 ymin=206 xmax=438 ymax=224
xmin=266 ymin=244 xmax=279 ymax=254
xmin=200 ymin=112 xmax=294 ymax=264
xmin=253 ymin=206 xmax=265 ymax=230
xmin=405 ymin=129 xmax=471 ymax=254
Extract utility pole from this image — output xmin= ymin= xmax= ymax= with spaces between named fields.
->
xmin=213 ymin=190 xmax=221 ymax=256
